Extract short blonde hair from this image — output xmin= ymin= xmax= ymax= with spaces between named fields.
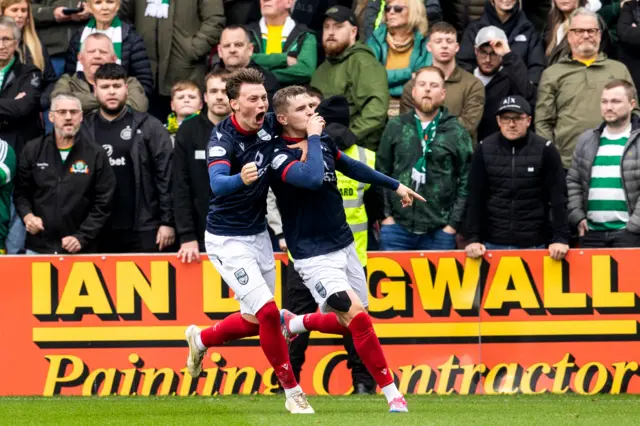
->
xmin=384 ymin=0 xmax=428 ymax=37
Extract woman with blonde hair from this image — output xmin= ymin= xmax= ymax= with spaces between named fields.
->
xmin=367 ymin=0 xmax=432 ymax=115
xmin=0 ymin=0 xmax=56 ymax=110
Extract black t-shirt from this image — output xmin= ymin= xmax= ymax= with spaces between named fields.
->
xmin=96 ymin=109 xmax=136 ymax=230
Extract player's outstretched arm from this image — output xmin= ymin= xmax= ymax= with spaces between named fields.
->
xmin=277 ymin=134 xmax=324 ymax=190
xmin=335 ymin=154 xmax=426 ymax=207
xmin=208 ymin=162 xmax=245 ymax=196
xmin=335 ymin=153 xmax=399 ymax=190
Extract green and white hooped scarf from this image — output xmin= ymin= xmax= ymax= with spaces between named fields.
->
xmin=145 ymin=0 xmax=169 ymax=19
xmin=411 ymin=110 xmax=441 ymax=192
xmin=77 ymin=17 xmax=122 ymax=72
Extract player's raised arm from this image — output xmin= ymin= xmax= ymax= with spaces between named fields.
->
xmin=207 ymin=130 xmax=245 ymax=196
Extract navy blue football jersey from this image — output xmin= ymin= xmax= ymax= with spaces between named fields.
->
xmin=206 ymin=114 xmax=279 ymax=236
xmin=269 ymin=134 xmax=354 ymax=259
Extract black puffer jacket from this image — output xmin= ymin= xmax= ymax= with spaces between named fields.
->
xmin=450 ymin=0 xmax=485 ymax=34
xmin=617 ymin=0 xmax=640 ymax=90
xmin=21 ymin=36 xmax=57 ymax=111
xmin=81 ymin=110 xmax=174 ymax=231
xmin=0 ymin=56 xmax=43 ymax=159
xmin=457 ymin=0 xmax=546 ymax=86
xmin=465 ymin=131 xmax=569 ymax=247
xmin=64 ymin=21 xmax=154 ymax=97
xmin=477 ymin=52 xmax=537 ymax=141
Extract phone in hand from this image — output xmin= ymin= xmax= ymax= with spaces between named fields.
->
xmin=62 ymin=6 xmax=83 ymax=16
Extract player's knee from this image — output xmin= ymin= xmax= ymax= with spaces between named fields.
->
xmin=255 ymin=299 xmax=278 ymax=323
xmin=326 ymin=291 xmax=352 ymax=313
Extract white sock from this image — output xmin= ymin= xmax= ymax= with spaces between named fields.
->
xmin=195 ymin=331 xmax=206 ymax=352
xmin=381 ymin=383 xmax=402 ymax=403
xmin=284 ymin=384 xmax=303 ymax=398
xmin=289 ymin=315 xmax=308 ymax=334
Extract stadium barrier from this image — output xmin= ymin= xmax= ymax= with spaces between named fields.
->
xmin=1 ymin=249 xmax=640 ymax=396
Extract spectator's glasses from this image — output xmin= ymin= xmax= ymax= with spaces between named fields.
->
xmin=0 ymin=37 xmax=16 ymax=46
xmin=499 ymin=115 xmax=528 ymax=124
xmin=476 ymin=49 xmax=500 ymax=60
xmin=568 ymin=28 xmax=600 ymax=38
xmin=384 ymin=5 xmax=406 ymax=13
xmin=52 ymin=109 xmax=82 ymax=117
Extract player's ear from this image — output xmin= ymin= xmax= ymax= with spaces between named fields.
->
xmin=229 ymin=98 xmax=239 ymax=112
xmin=276 ymin=113 xmax=287 ymax=126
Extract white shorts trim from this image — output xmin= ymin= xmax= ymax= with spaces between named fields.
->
xmin=205 ymin=230 xmax=276 ymax=315
xmin=293 ymin=243 xmax=369 ymax=313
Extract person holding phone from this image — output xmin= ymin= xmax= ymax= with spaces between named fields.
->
xmin=31 ymin=1 xmax=91 ymax=77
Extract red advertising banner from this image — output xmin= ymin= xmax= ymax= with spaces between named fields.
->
xmin=1 ymin=250 xmax=639 ymax=396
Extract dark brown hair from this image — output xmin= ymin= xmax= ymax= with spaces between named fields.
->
xmin=205 ymin=68 xmax=232 ymax=88
xmin=603 ymin=79 xmax=637 ymax=101
xmin=272 ymin=85 xmax=308 ymax=115
xmin=225 ymin=68 xmax=265 ymax=100
xmin=429 ymin=21 xmax=457 ymax=38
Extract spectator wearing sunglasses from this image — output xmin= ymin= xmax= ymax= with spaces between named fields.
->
xmin=367 ymin=0 xmax=432 ymax=116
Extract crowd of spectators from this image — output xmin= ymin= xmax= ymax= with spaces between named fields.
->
xmin=0 ymin=0 xmax=639 ymax=258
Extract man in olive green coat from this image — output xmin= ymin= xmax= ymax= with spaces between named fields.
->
xmin=310 ymin=6 xmax=388 ymax=152
xmin=535 ymin=8 xmax=635 ymax=168
xmin=120 ymin=0 xmax=225 ymax=116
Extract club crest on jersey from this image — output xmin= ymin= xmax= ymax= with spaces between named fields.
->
xmin=258 ymin=129 xmax=272 ymax=141
xmin=315 ymin=282 xmax=327 ymax=298
xmin=70 ymin=160 xmax=89 ymax=174
xmin=120 ymin=126 xmax=133 ymax=141
xmin=272 ymin=153 xmax=287 ymax=169
xmin=209 ymin=146 xmax=226 ymax=157
xmin=255 ymin=151 xmax=264 ymax=167
xmin=235 ymin=268 xmax=249 ymax=285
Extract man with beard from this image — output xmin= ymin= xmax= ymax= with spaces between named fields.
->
xmin=13 ymin=93 xmax=115 ymax=254
xmin=52 ymin=33 xmax=148 ymax=114
xmin=376 ymin=66 xmax=472 ymax=250
xmin=311 ymin=6 xmax=388 ymax=152
xmin=536 ymin=7 xmax=635 ymax=169
xmin=567 ymin=79 xmax=640 ymax=248
xmin=81 ymin=63 xmax=175 ymax=253
xmin=464 ymin=95 xmax=569 ymax=258
xmin=400 ymin=21 xmax=485 ymax=141
xmin=472 ymin=25 xmax=536 ymax=141
xmin=173 ymin=69 xmax=232 ymax=263
xmin=457 ymin=0 xmax=545 ymax=87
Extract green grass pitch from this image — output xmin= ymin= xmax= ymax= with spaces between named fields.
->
xmin=1 ymin=394 xmax=640 ymax=425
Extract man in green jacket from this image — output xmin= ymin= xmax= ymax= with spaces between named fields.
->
xmin=246 ymin=0 xmax=317 ymax=86
xmin=535 ymin=7 xmax=635 ymax=169
xmin=310 ymin=6 xmax=389 ymax=152
xmin=119 ymin=0 xmax=225 ymax=117
xmin=376 ymin=66 xmax=472 ymax=251
xmin=0 ymin=138 xmax=16 ymax=254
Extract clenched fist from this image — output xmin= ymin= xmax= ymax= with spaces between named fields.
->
xmin=306 ymin=113 xmax=325 ymax=137
xmin=241 ymin=162 xmax=259 ymax=185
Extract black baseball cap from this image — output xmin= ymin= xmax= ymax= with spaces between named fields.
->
xmin=496 ymin=95 xmax=532 ymax=116
xmin=325 ymin=5 xmax=358 ymax=27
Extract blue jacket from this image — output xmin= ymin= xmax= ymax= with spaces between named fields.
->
xmin=367 ymin=24 xmax=432 ymax=97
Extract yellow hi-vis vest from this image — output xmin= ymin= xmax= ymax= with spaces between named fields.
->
xmin=337 ymin=144 xmax=376 ymax=267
